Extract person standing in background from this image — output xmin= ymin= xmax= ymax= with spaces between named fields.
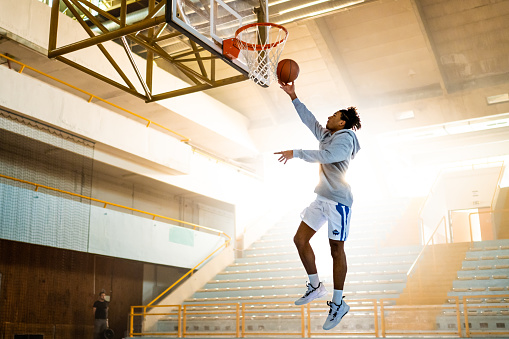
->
xmin=93 ymin=291 xmax=109 ymax=339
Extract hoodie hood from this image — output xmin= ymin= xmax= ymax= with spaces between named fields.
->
xmin=334 ymin=129 xmax=361 ymax=159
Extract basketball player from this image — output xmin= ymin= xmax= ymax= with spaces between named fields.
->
xmin=275 ymin=81 xmax=361 ymax=330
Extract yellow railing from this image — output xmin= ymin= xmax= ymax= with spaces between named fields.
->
xmin=380 ymin=297 xmax=462 ymax=337
xmin=306 ymin=299 xmax=378 ymax=337
xmin=463 ymin=294 xmax=509 ymax=338
xmin=184 ymin=303 xmax=240 ymax=337
xmin=468 ymin=209 xmax=509 ymax=243
xmin=0 ymin=173 xmax=227 ymax=236
xmin=146 ymin=242 xmax=231 ymax=307
xmin=241 ymin=301 xmax=305 ymax=337
xmin=0 ymin=52 xmax=189 ymax=142
xmin=490 ymin=164 xmax=506 ymax=210
xmin=130 ymin=305 xmax=182 ymax=337
xmin=128 ymin=295 xmax=509 ymax=337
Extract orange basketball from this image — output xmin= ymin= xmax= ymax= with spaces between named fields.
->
xmin=277 ymin=59 xmax=300 ymax=84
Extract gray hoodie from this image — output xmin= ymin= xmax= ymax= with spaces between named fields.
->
xmin=292 ymin=98 xmax=361 ymax=207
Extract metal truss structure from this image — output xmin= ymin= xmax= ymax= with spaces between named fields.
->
xmin=47 ymin=0 xmax=248 ymax=102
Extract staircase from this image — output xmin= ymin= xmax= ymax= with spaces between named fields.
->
xmin=398 ymin=242 xmax=471 ymax=305
xmin=383 ymin=242 xmax=471 ymax=333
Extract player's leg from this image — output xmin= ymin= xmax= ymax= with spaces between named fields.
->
xmin=293 ymin=221 xmax=317 ymax=274
xmin=330 ymin=239 xmax=347 ymax=290
xmin=323 ymin=240 xmax=350 ymax=330
xmin=296 ymin=199 xmax=328 ymax=273
xmin=323 ymin=203 xmax=351 ymax=330
xmin=293 ymin=221 xmax=328 ymax=305
xmin=294 ymin=199 xmax=329 ymax=305
xmin=327 ymin=202 xmax=351 ymax=290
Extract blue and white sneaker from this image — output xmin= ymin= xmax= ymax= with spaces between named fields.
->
xmin=294 ymin=282 xmax=328 ymax=305
xmin=322 ymin=297 xmax=350 ymax=330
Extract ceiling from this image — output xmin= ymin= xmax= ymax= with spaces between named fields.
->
xmin=218 ymin=0 xmax=509 ymax=122
xmin=206 ymin=0 xmax=509 ymax=163
xmin=2 ymin=0 xmax=509 ymax=175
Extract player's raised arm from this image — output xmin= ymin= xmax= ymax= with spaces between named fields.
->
xmin=280 ymin=81 xmax=327 ymax=141
xmin=279 ymin=80 xmax=297 ymax=101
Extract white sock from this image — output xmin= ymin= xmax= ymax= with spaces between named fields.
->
xmin=332 ymin=289 xmax=343 ymax=304
xmin=308 ymin=274 xmax=320 ymax=288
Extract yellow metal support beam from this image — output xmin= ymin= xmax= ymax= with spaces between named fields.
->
xmin=48 ymin=0 xmax=60 ymax=51
xmin=46 ymin=0 xmax=248 ymax=101
xmin=146 ymin=0 xmax=155 ymax=93
xmin=61 ymin=0 xmax=137 ymax=90
xmin=48 ymin=15 xmax=166 ymax=58
xmin=149 ymin=75 xmax=247 ymax=101
xmin=120 ymin=0 xmax=127 ymax=27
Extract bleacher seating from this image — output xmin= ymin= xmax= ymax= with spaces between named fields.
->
xmin=152 ymin=202 xmax=509 ymax=337
xmin=437 ymin=239 xmax=509 ymax=333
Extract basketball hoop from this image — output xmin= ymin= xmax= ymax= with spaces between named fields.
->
xmin=223 ymin=23 xmax=288 ymax=87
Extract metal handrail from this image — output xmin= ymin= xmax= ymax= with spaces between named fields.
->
xmin=130 ymin=305 xmax=182 ymax=337
xmin=0 ymin=173 xmax=227 ymax=237
xmin=468 ymin=208 xmax=509 ymax=242
xmin=241 ymin=301 xmax=306 ymax=337
xmin=129 ymin=296 xmax=509 ymax=337
xmin=463 ymin=294 xmax=509 ymax=338
xmin=407 ymin=216 xmax=446 ymax=277
xmin=0 ymin=52 xmax=189 ymax=142
xmin=490 ymin=163 xmax=505 ymax=210
xmin=146 ymin=241 xmax=231 ymax=307
xmin=380 ymin=297 xmax=462 ymax=337
xmin=183 ymin=303 xmax=240 ymax=337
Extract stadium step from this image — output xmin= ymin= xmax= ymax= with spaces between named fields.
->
xmin=397 ymin=242 xmax=470 ymax=305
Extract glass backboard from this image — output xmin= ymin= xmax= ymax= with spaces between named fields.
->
xmin=166 ymin=0 xmax=268 ymax=75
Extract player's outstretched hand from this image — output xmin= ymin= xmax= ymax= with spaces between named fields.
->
xmin=279 ymin=80 xmax=297 ymax=100
xmin=274 ymin=150 xmax=293 ymax=164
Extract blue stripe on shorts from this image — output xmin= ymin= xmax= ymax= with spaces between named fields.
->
xmin=335 ymin=203 xmax=350 ymax=241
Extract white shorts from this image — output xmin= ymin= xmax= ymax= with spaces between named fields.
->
xmin=300 ymin=196 xmax=351 ymax=241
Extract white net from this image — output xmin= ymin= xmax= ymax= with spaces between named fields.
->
xmin=236 ymin=24 xmax=288 ymax=87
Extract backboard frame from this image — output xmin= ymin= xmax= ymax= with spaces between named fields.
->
xmin=47 ymin=0 xmax=270 ymax=103
xmin=165 ymin=0 xmax=269 ymax=77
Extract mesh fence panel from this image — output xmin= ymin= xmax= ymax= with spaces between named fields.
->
xmin=0 ymin=108 xmax=94 ymax=252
